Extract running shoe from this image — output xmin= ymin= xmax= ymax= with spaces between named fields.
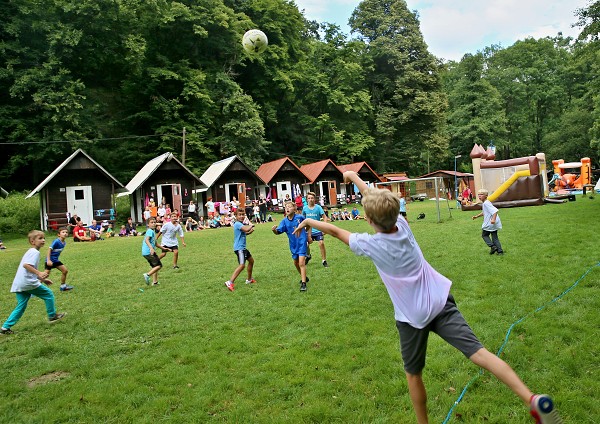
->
xmin=49 ymin=312 xmax=66 ymax=323
xmin=530 ymin=394 xmax=562 ymax=424
xmin=60 ymin=285 xmax=74 ymax=291
xmin=225 ymin=281 xmax=235 ymax=292
xmin=245 ymin=278 xmax=257 ymax=284
xmin=143 ymin=273 xmax=151 ymax=285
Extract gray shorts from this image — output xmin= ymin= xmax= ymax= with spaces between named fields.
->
xmin=396 ymin=294 xmax=483 ymax=374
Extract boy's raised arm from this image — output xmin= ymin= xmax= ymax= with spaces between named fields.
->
xmin=295 ymin=219 xmax=351 ymax=246
xmin=343 ymin=171 xmax=369 ymax=194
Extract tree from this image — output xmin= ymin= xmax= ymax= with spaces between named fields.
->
xmin=349 ymin=0 xmax=448 ymax=175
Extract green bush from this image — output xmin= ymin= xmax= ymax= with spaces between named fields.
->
xmin=0 ymin=192 xmax=41 ymax=234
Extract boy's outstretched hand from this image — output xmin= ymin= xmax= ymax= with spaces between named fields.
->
xmin=293 ymin=220 xmax=308 ymax=236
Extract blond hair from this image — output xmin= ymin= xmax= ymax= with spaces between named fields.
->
xmin=28 ymin=230 xmax=45 ymax=242
xmin=361 ymin=188 xmax=400 ymax=231
xmin=477 ymin=189 xmax=489 ymax=195
xmin=307 ymin=191 xmax=316 ymax=198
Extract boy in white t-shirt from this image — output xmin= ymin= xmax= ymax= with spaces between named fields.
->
xmin=293 ymin=171 xmax=561 ymax=424
xmin=472 ymin=188 xmax=504 ymax=254
xmin=1 ymin=231 xmax=66 ymax=334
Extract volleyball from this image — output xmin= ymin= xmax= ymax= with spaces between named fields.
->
xmin=242 ymin=29 xmax=268 ymax=54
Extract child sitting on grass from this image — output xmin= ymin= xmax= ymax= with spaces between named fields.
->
xmin=293 ymin=171 xmax=562 ymax=424
xmin=1 ymin=230 xmax=66 ymax=335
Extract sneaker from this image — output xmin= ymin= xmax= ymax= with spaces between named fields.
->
xmin=143 ymin=273 xmax=151 ymax=285
xmin=153 ymin=281 xmax=160 ymax=286
xmin=225 ymin=281 xmax=235 ymax=292
xmin=489 ymin=246 xmax=498 ymax=255
xmin=245 ymin=278 xmax=257 ymax=284
xmin=300 ymin=282 xmax=307 ymax=292
xmin=530 ymin=395 xmax=562 ymax=424
xmin=1 ymin=327 xmax=14 ymax=334
xmin=60 ymin=285 xmax=74 ymax=292
xmin=48 ymin=312 xmax=66 ymax=323
xmin=305 ymin=254 xmax=312 ymax=265
xmin=322 ymin=260 xmax=329 ymax=267
xmin=173 ymin=265 xmax=179 ymax=269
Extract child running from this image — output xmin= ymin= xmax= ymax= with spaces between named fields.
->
xmin=45 ymin=227 xmax=74 ymax=292
xmin=224 ymin=208 xmax=256 ymax=292
xmin=158 ymin=212 xmax=186 ymax=269
xmin=272 ymin=201 xmax=309 ymax=292
xmin=1 ymin=230 xmax=66 ymax=335
xmin=142 ymin=217 xmax=164 ymax=286
xmin=293 ymin=171 xmax=561 ymax=424
xmin=302 ymin=191 xmax=329 ymax=267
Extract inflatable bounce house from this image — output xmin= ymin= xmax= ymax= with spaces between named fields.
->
xmin=548 ymin=158 xmax=592 ymax=194
xmin=463 ymin=144 xmax=548 ymax=210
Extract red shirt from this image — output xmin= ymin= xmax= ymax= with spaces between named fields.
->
xmin=74 ymin=227 xmax=87 ymax=240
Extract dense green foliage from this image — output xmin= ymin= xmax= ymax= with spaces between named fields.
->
xmin=0 ymin=0 xmax=599 ymax=188
xmin=0 ymin=193 xmax=40 ymax=234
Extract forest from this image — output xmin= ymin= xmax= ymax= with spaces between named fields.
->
xmin=1 ymin=0 xmax=599 ymax=190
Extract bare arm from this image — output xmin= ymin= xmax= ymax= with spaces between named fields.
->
xmin=295 ymin=218 xmax=351 ymax=246
xmin=343 ymin=171 xmax=369 ymax=194
xmin=46 ymin=247 xmax=53 ymax=265
xmin=23 ymin=263 xmax=51 ymax=284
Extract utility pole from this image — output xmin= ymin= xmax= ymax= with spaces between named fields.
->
xmin=182 ymin=127 xmax=186 ymax=165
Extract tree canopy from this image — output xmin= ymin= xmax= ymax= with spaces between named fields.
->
xmin=0 ymin=0 xmax=598 ymax=190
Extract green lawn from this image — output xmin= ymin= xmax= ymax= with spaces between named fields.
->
xmin=1 ymin=198 xmax=599 ymax=423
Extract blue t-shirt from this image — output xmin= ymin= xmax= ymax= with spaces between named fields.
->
xmin=233 ymin=221 xmax=247 ymax=251
xmin=302 ymin=204 xmax=325 ymax=234
xmin=49 ymin=238 xmax=66 ymax=262
xmin=142 ymin=228 xmax=156 ymax=256
xmin=276 ymin=214 xmax=308 ymax=255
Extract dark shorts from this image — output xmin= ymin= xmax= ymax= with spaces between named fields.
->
xmin=400 ymin=211 xmax=407 ymax=217
xmin=162 ymin=244 xmax=178 ymax=252
xmin=45 ymin=261 xmax=64 ymax=270
xmin=144 ymin=253 xmax=162 ymax=268
xmin=310 ymin=231 xmax=324 ymax=242
xmin=234 ymin=249 xmax=252 ymax=265
xmin=395 ymin=294 xmax=483 ymax=374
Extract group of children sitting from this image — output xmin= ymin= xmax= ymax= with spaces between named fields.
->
xmin=329 ymin=206 xmax=363 ymax=221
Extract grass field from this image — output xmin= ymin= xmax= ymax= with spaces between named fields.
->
xmin=0 ymin=198 xmax=599 ymax=423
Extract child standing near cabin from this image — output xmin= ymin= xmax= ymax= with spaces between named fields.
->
xmin=272 ymin=201 xmax=309 ymax=292
xmin=224 ymin=208 xmax=256 ymax=292
xmin=45 ymin=227 xmax=74 ymax=292
xmin=293 ymin=171 xmax=561 ymax=424
xmin=1 ymin=230 xmax=66 ymax=334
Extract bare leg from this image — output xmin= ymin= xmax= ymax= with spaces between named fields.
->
xmin=469 ymin=348 xmax=532 ymax=404
xmin=56 ymin=265 xmax=68 ymax=284
xmin=246 ymin=257 xmax=254 ymax=279
xmin=319 ymin=240 xmax=326 ymax=261
xmin=406 ymin=372 xmax=429 ymax=424
xmin=172 ymin=249 xmax=179 ymax=266
xmin=229 ymin=263 xmax=246 ymax=284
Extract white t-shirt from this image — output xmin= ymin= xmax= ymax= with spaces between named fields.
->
xmin=160 ymin=221 xmax=184 ymax=246
xmin=188 ymin=203 xmax=196 ymax=213
xmin=482 ymin=200 xmax=502 ymax=231
xmin=11 ymin=248 xmax=42 ymax=292
xmin=349 ymin=216 xmax=451 ymax=329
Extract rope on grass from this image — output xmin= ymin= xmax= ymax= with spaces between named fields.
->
xmin=442 ymin=260 xmax=600 ymax=424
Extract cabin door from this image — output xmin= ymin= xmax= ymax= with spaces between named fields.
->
xmin=237 ymin=183 xmax=246 ymax=210
xmin=328 ymin=180 xmax=337 ymax=205
xmin=66 ymin=186 xmax=93 ymax=224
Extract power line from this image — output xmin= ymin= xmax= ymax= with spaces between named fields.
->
xmin=0 ymin=133 xmax=181 ymax=145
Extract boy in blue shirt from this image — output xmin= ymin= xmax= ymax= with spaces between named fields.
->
xmin=302 ymin=192 xmax=329 ymax=267
xmin=45 ymin=227 xmax=74 ymax=292
xmin=224 ymin=209 xmax=256 ymax=292
xmin=142 ymin=218 xmax=165 ymax=286
xmin=273 ymin=201 xmax=309 ymax=291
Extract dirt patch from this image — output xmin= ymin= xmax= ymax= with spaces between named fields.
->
xmin=27 ymin=371 xmax=70 ymax=388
